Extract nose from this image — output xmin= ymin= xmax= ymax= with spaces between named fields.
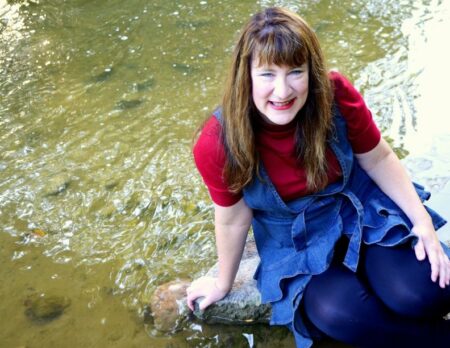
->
xmin=273 ymin=76 xmax=291 ymax=100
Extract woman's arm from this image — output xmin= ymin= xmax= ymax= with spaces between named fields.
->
xmin=186 ymin=198 xmax=252 ymax=310
xmin=356 ymin=138 xmax=450 ymax=288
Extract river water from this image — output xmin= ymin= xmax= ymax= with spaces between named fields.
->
xmin=1 ymin=0 xmax=449 ymax=347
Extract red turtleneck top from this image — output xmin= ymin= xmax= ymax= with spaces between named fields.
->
xmin=193 ymin=71 xmax=381 ymax=206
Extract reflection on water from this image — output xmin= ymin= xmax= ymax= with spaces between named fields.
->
xmin=1 ymin=0 xmax=449 ymax=346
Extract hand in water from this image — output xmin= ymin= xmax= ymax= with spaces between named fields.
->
xmin=186 ymin=276 xmax=230 ymax=311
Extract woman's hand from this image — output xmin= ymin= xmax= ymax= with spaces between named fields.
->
xmin=413 ymin=223 xmax=450 ymax=288
xmin=186 ymin=199 xmax=251 ymax=312
xmin=356 ymin=141 xmax=450 ymax=288
xmin=186 ymin=276 xmax=230 ymax=311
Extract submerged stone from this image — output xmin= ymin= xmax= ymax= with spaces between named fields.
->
xmin=150 ymin=279 xmax=191 ymax=332
xmin=115 ymin=99 xmax=143 ymax=110
xmin=24 ymin=293 xmax=71 ymax=323
xmin=25 ymin=130 xmax=42 ymax=147
xmin=42 ymin=173 xmax=71 ymax=196
xmin=92 ymin=67 xmax=113 ymax=82
xmin=132 ymin=78 xmax=155 ymax=92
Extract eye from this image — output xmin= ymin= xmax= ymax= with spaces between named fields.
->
xmin=290 ymin=69 xmax=303 ymax=75
xmin=259 ymin=72 xmax=274 ymax=77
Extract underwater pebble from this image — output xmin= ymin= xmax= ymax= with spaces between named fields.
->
xmin=92 ymin=67 xmax=113 ymax=82
xmin=42 ymin=173 xmax=71 ymax=196
xmin=24 ymin=293 xmax=71 ymax=323
xmin=115 ymin=99 xmax=143 ymax=110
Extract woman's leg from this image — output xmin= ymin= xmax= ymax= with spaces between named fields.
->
xmin=301 ymin=256 xmax=450 ymax=347
xmin=362 ymin=242 xmax=450 ymax=318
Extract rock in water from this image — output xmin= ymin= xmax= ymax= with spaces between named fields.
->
xmin=149 ymin=238 xmax=271 ymax=332
xmin=149 ymin=279 xmax=191 ymax=332
xmin=42 ymin=173 xmax=71 ymax=196
xmin=92 ymin=67 xmax=113 ymax=82
xmin=115 ymin=99 xmax=143 ymax=110
xmin=24 ymin=294 xmax=71 ymax=323
xmin=132 ymin=78 xmax=155 ymax=92
xmin=193 ymin=255 xmax=271 ymax=325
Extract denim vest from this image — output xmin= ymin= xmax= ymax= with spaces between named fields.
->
xmin=212 ymin=107 xmax=448 ymax=347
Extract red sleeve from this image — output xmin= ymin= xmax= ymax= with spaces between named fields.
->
xmin=330 ymin=71 xmax=381 ymax=153
xmin=193 ymin=116 xmax=242 ymax=206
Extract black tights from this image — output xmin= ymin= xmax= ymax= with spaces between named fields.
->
xmin=301 ymin=241 xmax=450 ymax=347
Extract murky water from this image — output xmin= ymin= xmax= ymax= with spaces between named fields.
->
xmin=1 ymin=0 xmax=449 ymax=347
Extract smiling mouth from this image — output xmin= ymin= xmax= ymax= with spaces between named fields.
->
xmin=269 ymin=98 xmax=296 ymax=109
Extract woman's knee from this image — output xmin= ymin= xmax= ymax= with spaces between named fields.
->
xmin=302 ymin=265 xmax=365 ymax=337
xmin=380 ymin=281 xmax=450 ymax=318
xmin=302 ymin=294 xmax=353 ymax=337
xmin=364 ymin=244 xmax=450 ymax=318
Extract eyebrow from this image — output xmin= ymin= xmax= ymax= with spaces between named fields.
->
xmin=254 ymin=67 xmax=275 ymax=71
xmin=253 ymin=65 xmax=306 ymax=71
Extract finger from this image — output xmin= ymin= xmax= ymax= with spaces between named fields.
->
xmin=440 ymin=253 xmax=449 ymax=288
xmin=446 ymin=258 xmax=450 ymax=286
xmin=414 ymin=239 xmax=426 ymax=261
xmin=186 ymin=293 xmax=195 ymax=311
xmin=442 ymin=255 xmax=450 ymax=288
xmin=439 ymin=254 xmax=446 ymax=288
xmin=186 ymin=297 xmax=193 ymax=311
xmin=427 ymin=248 xmax=439 ymax=283
xmin=199 ymin=297 xmax=212 ymax=311
xmin=186 ymin=289 xmax=203 ymax=311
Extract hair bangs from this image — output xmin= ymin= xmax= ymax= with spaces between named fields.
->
xmin=252 ymin=26 xmax=308 ymax=68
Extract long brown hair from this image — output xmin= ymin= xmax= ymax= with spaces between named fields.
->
xmin=221 ymin=7 xmax=333 ymax=193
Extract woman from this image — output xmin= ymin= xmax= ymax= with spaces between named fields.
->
xmin=186 ymin=7 xmax=450 ymax=347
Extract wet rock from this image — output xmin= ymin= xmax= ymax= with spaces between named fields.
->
xmin=42 ymin=173 xmax=71 ymax=196
xmin=115 ymin=99 xmax=143 ymax=110
xmin=149 ymin=279 xmax=191 ymax=332
xmin=132 ymin=78 xmax=155 ymax=92
xmin=104 ymin=180 xmax=119 ymax=190
xmin=189 ymin=236 xmax=271 ymax=325
xmin=149 ymin=237 xmax=270 ymax=332
xmin=25 ymin=130 xmax=43 ymax=147
xmin=92 ymin=67 xmax=113 ymax=82
xmin=193 ymin=253 xmax=271 ymax=325
xmin=24 ymin=293 xmax=71 ymax=323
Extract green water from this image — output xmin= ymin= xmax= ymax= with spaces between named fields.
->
xmin=1 ymin=0 xmax=449 ymax=347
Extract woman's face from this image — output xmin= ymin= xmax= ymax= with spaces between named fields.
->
xmin=251 ymin=60 xmax=309 ymax=125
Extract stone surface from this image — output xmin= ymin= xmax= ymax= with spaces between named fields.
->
xmin=149 ymin=279 xmax=191 ymax=331
xmin=149 ymin=237 xmax=269 ymax=332
xmin=192 ymin=236 xmax=271 ymax=325
xmin=193 ymin=253 xmax=271 ymax=325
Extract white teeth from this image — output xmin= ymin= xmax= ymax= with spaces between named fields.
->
xmin=271 ymin=99 xmax=292 ymax=106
